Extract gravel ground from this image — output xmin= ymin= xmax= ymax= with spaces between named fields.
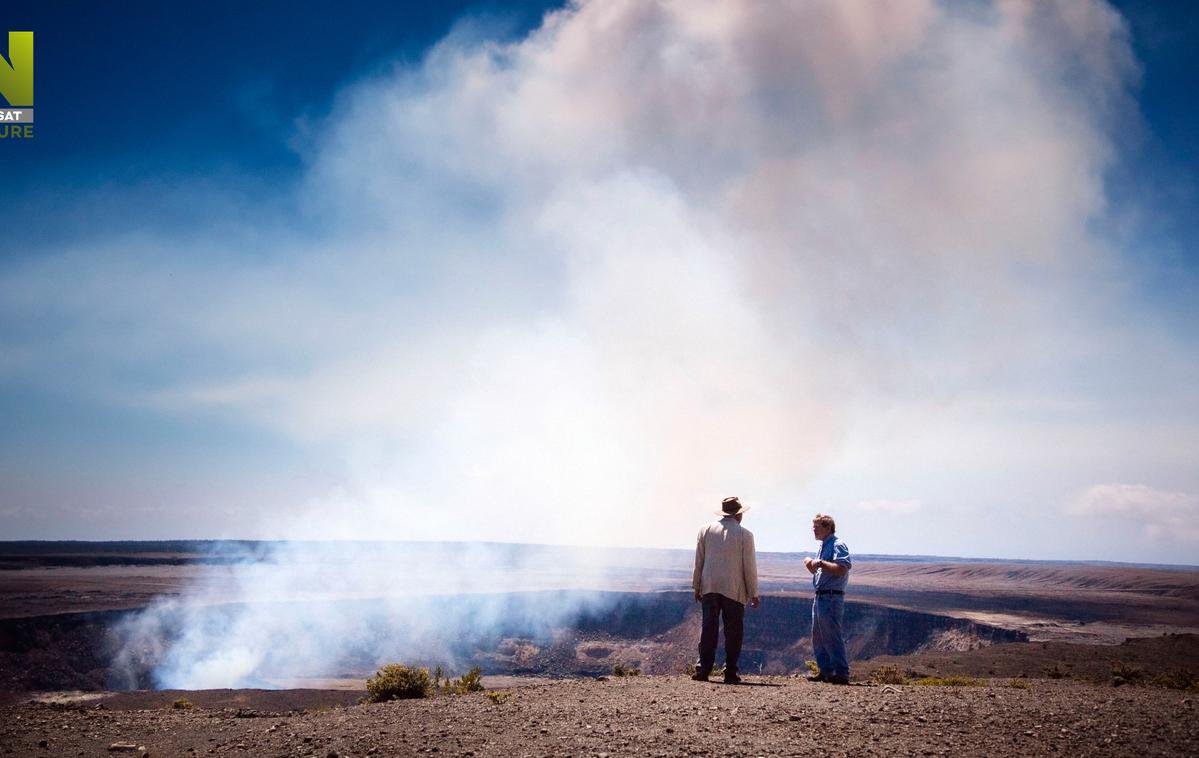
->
xmin=2 ymin=675 xmax=1197 ymax=757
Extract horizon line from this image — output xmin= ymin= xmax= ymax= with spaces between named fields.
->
xmin=1 ymin=538 xmax=1195 ymax=571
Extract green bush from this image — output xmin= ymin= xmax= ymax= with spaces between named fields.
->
xmin=171 ymin=698 xmax=193 ymax=709
xmin=366 ymin=664 xmax=433 ymax=702
xmin=451 ymin=666 xmax=484 ymax=694
xmin=486 ymin=690 xmax=511 ymax=704
xmin=805 ymin=660 xmax=820 ymax=675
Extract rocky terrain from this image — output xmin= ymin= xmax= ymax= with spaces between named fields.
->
xmin=1 ymin=671 xmax=1196 ymax=757
xmin=1 ymin=542 xmax=1196 ymax=755
xmin=856 ymin=632 xmax=1199 ymax=685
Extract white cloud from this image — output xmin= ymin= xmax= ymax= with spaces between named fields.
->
xmin=1068 ymin=484 xmax=1199 ymax=544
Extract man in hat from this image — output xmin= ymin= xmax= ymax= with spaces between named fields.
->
xmin=804 ymin=513 xmax=852 ymax=684
xmin=692 ymin=496 xmax=760 ymax=684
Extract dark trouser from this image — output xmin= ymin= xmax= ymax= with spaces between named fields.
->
xmin=697 ymin=592 xmax=745 ymax=676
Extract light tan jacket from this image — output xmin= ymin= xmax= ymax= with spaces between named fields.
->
xmin=692 ymin=516 xmax=759 ymax=605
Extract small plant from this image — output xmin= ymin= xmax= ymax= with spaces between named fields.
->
xmin=486 ymin=690 xmax=511 ymax=704
xmin=1154 ymin=668 xmax=1198 ymax=691
xmin=451 ymin=666 xmax=484 ymax=694
xmin=611 ymin=663 xmax=642 ymax=677
xmin=1043 ymin=664 xmax=1067 ymax=679
xmin=871 ymin=665 xmax=908 ymax=685
xmin=1110 ymin=660 xmax=1144 ymax=687
xmin=805 ymin=660 xmax=820 ymax=675
xmin=171 ymin=698 xmax=193 ymax=709
xmin=911 ymin=676 xmax=983 ymax=687
xmin=1007 ymin=679 xmax=1032 ymax=689
xmin=366 ymin=663 xmax=432 ymax=702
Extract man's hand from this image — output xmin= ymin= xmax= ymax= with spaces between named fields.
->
xmin=695 ymin=591 xmax=703 ymax=602
xmin=803 ymin=557 xmax=819 ymax=575
xmin=750 ymin=596 xmax=761 ymax=609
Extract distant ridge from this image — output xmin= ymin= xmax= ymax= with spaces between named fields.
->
xmin=0 ymin=539 xmax=1195 ymax=570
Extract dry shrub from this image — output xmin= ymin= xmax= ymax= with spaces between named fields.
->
xmin=871 ymin=665 xmax=908 ymax=685
xmin=911 ymin=676 xmax=983 ymax=687
xmin=171 ymin=698 xmax=193 ymax=709
xmin=1153 ymin=668 xmax=1197 ymax=691
xmin=1109 ymin=660 xmax=1145 ymax=687
xmin=612 ymin=663 xmax=642 ymax=677
xmin=486 ymin=690 xmax=511 ymax=704
xmin=366 ymin=663 xmax=432 ymax=702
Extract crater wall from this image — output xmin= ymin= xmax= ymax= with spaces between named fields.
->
xmin=0 ymin=591 xmax=1026 ymax=690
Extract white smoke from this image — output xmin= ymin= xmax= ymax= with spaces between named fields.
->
xmin=3 ymin=0 xmax=1184 ymax=551
xmin=856 ymin=499 xmax=923 ymax=515
xmin=111 ymin=539 xmax=687 ymax=689
xmin=147 ymin=0 xmax=1157 ymax=549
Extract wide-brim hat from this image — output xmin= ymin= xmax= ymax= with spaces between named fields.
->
xmin=716 ymin=496 xmax=749 ymax=516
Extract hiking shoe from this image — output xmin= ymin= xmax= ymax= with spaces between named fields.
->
xmin=806 ymin=673 xmax=827 ymax=682
xmin=691 ymin=673 xmax=710 ymax=682
xmin=723 ymin=673 xmax=742 ymax=685
xmin=826 ymin=674 xmax=849 ymax=685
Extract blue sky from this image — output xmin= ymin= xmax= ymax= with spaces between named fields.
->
xmin=2 ymin=1 xmax=1197 ymax=564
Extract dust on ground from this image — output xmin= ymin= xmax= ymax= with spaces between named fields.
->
xmin=2 ymin=674 xmax=1195 ymax=757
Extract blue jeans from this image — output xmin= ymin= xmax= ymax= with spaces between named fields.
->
xmin=811 ymin=594 xmax=848 ymax=677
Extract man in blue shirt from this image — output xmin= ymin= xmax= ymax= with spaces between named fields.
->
xmin=803 ymin=513 xmax=852 ymax=684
